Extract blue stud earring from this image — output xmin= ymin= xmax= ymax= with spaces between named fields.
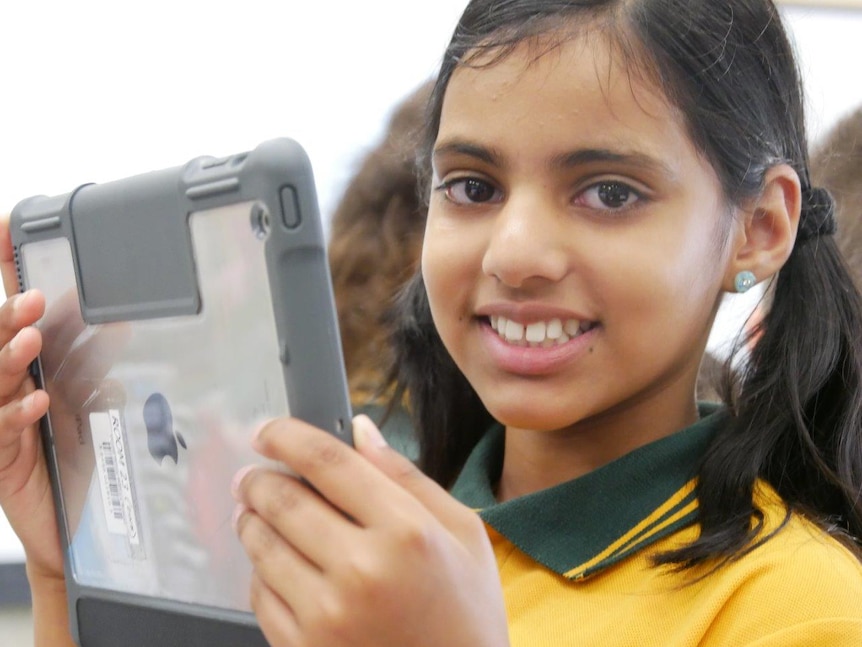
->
xmin=734 ymin=270 xmax=757 ymax=294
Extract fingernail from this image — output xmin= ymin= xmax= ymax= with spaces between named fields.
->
xmin=353 ymin=414 xmax=388 ymax=449
xmin=231 ymin=504 xmax=247 ymax=531
xmin=231 ymin=465 xmax=256 ymax=500
xmin=250 ymin=418 xmax=273 ymax=449
xmin=14 ymin=291 xmax=31 ymax=311
xmin=20 ymin=391 xmax=36 ymax=412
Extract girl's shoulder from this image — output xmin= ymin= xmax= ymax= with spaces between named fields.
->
xmin=749 ymin=480 xmax=862 ymax=578
xmin=695 ymin=481 xmax=862 ymax=645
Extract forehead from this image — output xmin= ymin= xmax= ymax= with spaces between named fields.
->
xmin=438 ymin=31 xmax=698 ymax=165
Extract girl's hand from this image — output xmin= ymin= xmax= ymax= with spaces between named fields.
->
xmin=0 ymin=214 xmax=59 ymax=582
xmin=233 ymin=414 xmax=511 ymax=647
xmin=0 ymin=214 xmax=126 ymax=647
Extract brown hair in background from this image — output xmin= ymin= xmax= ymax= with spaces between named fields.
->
xmin=810 ymin=106 xmax=862 ymax=285
xmin=328 ymin=81 xmax=432 ymax=402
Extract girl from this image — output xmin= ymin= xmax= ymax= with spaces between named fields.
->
xmin=2 ymin=0 xmax=862 ymax=645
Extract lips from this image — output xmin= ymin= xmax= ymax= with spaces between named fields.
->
xmin=477 ymin=311 xmax=599 ymax=376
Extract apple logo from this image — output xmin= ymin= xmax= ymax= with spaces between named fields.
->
xmin=143 ymin=392 xmax=187 ymax=464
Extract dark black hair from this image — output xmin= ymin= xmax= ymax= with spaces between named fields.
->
xmin=388 ymin=0 xmax=862 ymax=568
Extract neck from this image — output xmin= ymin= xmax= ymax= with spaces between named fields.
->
xmin=496 ymin=391 xmax=700 ymax=502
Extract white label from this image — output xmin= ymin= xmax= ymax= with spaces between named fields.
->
xmin=90 ymin=410 xmax=141 ymax=546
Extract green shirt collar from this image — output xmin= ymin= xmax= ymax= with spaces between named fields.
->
xmin=450 ymin=403 xmax=725 ymax=579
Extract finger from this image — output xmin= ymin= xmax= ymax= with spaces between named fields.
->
xmin=234 ymin=506 xmax=325 ymax=619
xmin=0 ymin=325 xmax=42 ymax=400
xmin=0 ymin=214 xmax=20 ymax=297
xmin=234 ymin=467 xmax=360 ymax=570
xmin=252 ymin=418 xmax=425 ymax=527
xmin=351 ymin=414 xmax=481 ymax=535
xmin=249 ymin=572 xmax=302 ymax=647
xmin=0 ymin=390 xmax=49 ymax=455
xmin=0 ymin=291 xmax=46 ymax=351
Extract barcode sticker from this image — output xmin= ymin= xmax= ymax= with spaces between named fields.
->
xmin=90 ymin=410 xmax=141 ymax=546
xmin=98 ymin=439 xmax=125 ymax=533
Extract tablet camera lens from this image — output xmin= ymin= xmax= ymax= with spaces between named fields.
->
xmin=250 ymin=202 xmax=271 ymax=240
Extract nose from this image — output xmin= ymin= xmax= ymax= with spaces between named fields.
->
xmin=481 ymin=191 xmax=569 ymax=288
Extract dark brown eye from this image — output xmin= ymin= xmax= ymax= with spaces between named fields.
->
xmin=576 ymin=180 xmax=641 ymax=211
xmin=597 ymin=182 xmax=632 ymax=208
xmin=441 ymin=178 xmax=502 ymax=205
xmin=463 ymin=179 xmax=497 ymax=202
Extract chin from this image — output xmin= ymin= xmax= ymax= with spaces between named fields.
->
xmin=482 ymin=400 xmax=583 ymax=433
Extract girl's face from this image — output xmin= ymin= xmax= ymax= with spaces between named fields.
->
xmin=422 ymin=33 xmax=737 ymax=438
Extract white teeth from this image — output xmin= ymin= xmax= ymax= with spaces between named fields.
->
xmin=488 ymin=316 xmax=590 ymax=347
xmin=525 ymin=321 xmax=546 ymax=343
xmin=504 ymin=319 xmax=525 ymax=342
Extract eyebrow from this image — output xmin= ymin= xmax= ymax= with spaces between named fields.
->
xmin=552 ymin=149 xmax=675 ymax=179
xmin=432 ymin=140 xmax=504 ymax=167
xmin=433 ymin=139 xmax=676 ymax=179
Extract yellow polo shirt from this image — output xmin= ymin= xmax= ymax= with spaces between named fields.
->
xmin=450 ymin=405 xmax=862 ymax=646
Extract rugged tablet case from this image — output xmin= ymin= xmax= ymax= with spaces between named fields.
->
xmin=10 ymin=138 xmax=353 ymax=646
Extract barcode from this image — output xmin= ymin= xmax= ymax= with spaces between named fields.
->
xmin=100 ymin=441 xmax=123 ymax=521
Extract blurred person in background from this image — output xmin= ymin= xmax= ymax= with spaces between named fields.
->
xmin=328 ymin=81 xmax=432 ymax=458
xmin=810 ymin=106 xmax=862 ymax=283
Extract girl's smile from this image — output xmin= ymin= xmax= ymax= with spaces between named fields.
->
xmin=480 ymin=318 xmax=599 ymax=376
xmin=476 ymin=304 xmax=600 ymax=375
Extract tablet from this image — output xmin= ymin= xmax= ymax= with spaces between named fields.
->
xmin=10 ymin=138 xmax=353 ymax=646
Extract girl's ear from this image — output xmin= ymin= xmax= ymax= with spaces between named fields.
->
xmin=724 ymin=164 xmax=801 ymax=292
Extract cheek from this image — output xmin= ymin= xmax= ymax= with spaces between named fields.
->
xmin=421 ymin=236 xmax=466 ymax=367
xmin=420 ymin=220 xmax=447 ymax=299
xmin=595 ymin=209 xmax=729 ymax=328
xmin=663 ymin=213 xmax=732 ymax=306
xmin=630 ymin=227 xmax=730 ymax=347
xmin=421 ymin=213 xmax=483 ymax=306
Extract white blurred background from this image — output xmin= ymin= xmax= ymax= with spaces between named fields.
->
xmin=1 ymin=0 xmax=861 ymax=620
